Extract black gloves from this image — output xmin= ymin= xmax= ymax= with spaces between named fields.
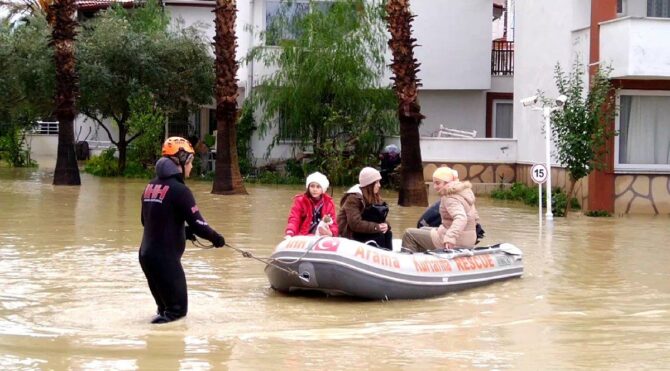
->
xmin=186 ymin=225 xmax=224 ymax=247
xmin=475 ymin=223 xmax=485 ymax=245
xmin=185 ymin=226 xmax=196 ymax=241
xmin=212 ymin=233 xmax=225 ymax=248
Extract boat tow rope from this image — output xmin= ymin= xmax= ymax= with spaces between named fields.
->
xmin=191 ymin=238 xmax=311 ymax=282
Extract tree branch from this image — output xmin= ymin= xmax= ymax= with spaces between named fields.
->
xmin=81 ymin=109 xmax=117 ymax=146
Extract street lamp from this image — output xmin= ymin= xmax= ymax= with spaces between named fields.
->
xmin=522 ymin=94 xmax=567 ymax=221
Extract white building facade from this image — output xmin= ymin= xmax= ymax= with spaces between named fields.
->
xmin=514 ymin=0 xmax=670 ymax=214
xmin=161 ymin=0 xmax=515 ymax=167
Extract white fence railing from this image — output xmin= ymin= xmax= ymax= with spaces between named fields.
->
xmin=87 ymin=140 xmax=113 ymax=150
xmin=32 ymin=121 xmax=59 ymax=135
xmin=431 ymin=125 xmax=477 ymax=138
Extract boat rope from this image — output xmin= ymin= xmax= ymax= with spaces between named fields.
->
xmin=191 ymin=238 xmax=309 ymax=282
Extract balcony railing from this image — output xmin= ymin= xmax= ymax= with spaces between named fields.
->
xmin=491 ymin=40 xmax=514 ymax=76
xmin=32 ymin=121 xmax=59 ymax=135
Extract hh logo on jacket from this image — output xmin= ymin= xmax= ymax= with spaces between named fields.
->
xmin=143 ymin=184 xmax=170 ymax=203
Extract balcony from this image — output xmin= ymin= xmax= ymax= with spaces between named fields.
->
xmin=491 ymin=40 xmax=514 ymax=76
xmin=600 ymin=17 xmax=670 ymax=79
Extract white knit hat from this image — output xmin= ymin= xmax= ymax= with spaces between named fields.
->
xmin=359 ymin=167 xmax=382 ymax=187
xmin=306 ymin=171 xmax=329 ymax=192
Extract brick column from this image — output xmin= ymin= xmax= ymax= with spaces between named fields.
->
xmin=587 ymin=0 xmax=617 ymax=212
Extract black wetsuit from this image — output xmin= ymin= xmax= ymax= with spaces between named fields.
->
xmin=139 ymin=158 xmax=223 ymax=323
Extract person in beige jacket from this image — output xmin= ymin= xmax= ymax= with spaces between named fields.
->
xmin=402 ymin=167 xmax=479 ymax=252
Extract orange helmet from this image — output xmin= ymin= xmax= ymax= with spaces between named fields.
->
xmin=162 ymin=137 xmax=195 ymax=165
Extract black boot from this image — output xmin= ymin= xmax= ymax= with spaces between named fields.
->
xmin=150 ymin=309 xmax=185 ymax=324
xmin=150 ymin=314 xmax=171 ymax=324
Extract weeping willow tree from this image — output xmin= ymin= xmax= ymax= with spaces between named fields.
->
xmin=249 ymin=0 xmax=397 ymax=185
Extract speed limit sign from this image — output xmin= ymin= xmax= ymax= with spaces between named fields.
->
xmin=530 ymin=164 xmax=548 ymax=184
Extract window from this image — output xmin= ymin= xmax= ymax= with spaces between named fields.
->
xmin=617 ymin=91 xmax=670 ymax=171
xmin=265 ymin=0 xmax=333 ymax=46
xmin=277 ymin=110 xmax=299 ymax=141
xmin=493 ymin=100 xmax=513 ymax=138
xmin=617 ymin=0 xmax=626 ymax=15
xmin=648 ymin=0 xmax=670 ymax=17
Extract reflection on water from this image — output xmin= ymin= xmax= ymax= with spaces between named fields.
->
xmin=1 ymin=167 xmax=669 ymax=369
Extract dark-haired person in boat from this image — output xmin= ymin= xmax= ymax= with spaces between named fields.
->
xmin=402 ymin=167 xmax=479 ymax=252
xmin=284 ymin=171 xmax=338 ymax=238
xmin=139 ymin=137 xmax=225 ymax=324
xmin=337 ymin=167 xmax=392 ymax=249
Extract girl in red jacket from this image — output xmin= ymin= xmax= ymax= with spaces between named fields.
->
xmin=284 ymin=172 xmax=338 ymax=238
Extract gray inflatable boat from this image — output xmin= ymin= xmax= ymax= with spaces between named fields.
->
xmin=265 ymin=236 xmax=523 ymax=300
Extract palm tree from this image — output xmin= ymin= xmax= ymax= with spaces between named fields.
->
xmin=211 ymin=0 xmax=246 ymax=195
xmin=48 ymin=0 xmax=80 ymax=185
xmin=386 ymin=0 xmax=426 ymax=206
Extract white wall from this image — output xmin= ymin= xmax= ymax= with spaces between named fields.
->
xmin=74 ymin=115 xmax=118 ymax=144
xmin=166 ymin=1 xmax=253 ymax=88
xmin=162 ymin=1 xmax=504 ymax=164
xmin=418 ymin=90 xmax=486 ymax=137
xmin=26 ymin=135 xmax=58 ymax=158
xmin=513 ymin=1 xmax=583 ymax=165
xmin=28 ymin=115 xmax=117 ymax=160
xmin=411 ymin=0 xmax=491 ymax=90
xmin=490 ymin=75 xmax=513 ymax=93
xmin=386 ymin=136 xmax=517 ymax=164
xmin=600 ymin=17 xmax=670 ymax=79
xmin=571 ymin=0 xmax=591 ymax=30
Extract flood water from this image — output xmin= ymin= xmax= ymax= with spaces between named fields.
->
xmin=0 ymin=165 xmax=669 ymax=370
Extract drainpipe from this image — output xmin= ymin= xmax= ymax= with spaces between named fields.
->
xmin=247 ymin=0 xmax=255 ymax=99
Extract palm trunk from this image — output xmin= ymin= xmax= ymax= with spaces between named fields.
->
xmin=212 ymin=0 xmax=247 ymax=195
xmin=386 ymin=0 xmax=427 ymax=206
xmin=50 ymin=0 xmax=81 ymax=185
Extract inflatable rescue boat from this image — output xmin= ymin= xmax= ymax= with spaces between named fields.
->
xmin=265 ymin=236 xmax=523 ymax=300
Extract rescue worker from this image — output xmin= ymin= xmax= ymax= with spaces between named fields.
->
xmin=139 ymin=137 xmax=225 ymax=324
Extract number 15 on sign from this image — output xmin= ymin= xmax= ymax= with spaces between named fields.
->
xmin=531 ymin=164 xmax=548 ymax=184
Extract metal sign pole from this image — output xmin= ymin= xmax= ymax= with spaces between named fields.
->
xmin=538 ymin=181 xmax=543 ymax=224
xmin=543 ymin=107 xmax=553 ymax=221
xmin=531 ymin=163 xmax=547 ymax=224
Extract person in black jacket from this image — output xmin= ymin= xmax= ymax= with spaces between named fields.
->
xmin=139 ymin=137 xmax=225 ymax=324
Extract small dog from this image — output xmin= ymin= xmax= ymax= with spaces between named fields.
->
xmin=315 ymin=215 xmax=333 ymax=237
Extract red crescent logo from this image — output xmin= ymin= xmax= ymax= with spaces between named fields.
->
xmin=314 ymin=238 xmax=340 ymax=252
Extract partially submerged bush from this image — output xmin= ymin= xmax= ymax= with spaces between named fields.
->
xmin=491 ymin=182 xmax=580 ymax=216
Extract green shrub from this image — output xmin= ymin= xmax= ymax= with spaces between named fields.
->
xmin=0 ymin=125 xmax=37 ymax=167
xmin=284 ymin=158 xmax=304 ymax=179
xmin=126 ymin=90 xmax=164 ymax=168
xmin=250 ymin=170 xmax=302 ymax=185
xmin=585 ymin=210 xmax=611 ymax=217
xmin=203 ymin=134 xmax=215 ymax=148
xmin=491 ymin=182 xmax=580 ymax=217
xmin=84 ymin=148 xmax=119 ymax=176
xmin=236 ymin=102 xmax=255 ymax=176
xmin=122 ymin=160 xmax=153 ymax=179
